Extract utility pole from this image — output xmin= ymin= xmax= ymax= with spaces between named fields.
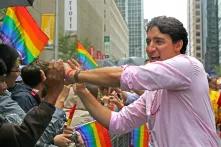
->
xmin=54 ymin=0 xmax=59 ymax=59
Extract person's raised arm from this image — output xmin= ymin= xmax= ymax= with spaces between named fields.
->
xmin=73 ymin=83 xmax=112 ymax=128
xmin=44 ymin=60 xmax=64 ymax=104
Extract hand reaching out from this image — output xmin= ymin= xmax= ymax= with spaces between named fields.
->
xmin=64 ymin=58 xmax=82 ymax=83
xmin=44 ymin=60 xmax=65 ymax=105
xmin=53 ymin=133 xmax=72 ymax=147
xmin=55 ymin=85 xmax=71 ymax=109
xmin=67 ymin=58 xmax=81 ymax=70
xmin=72 ymin=83 xmax=88 ymax=94
xmin=61 ymin=125 xmax=85 ymax=146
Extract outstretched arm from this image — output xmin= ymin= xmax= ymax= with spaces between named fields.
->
xmin=78 ymin=67 xmax=123 ymax=87
xmin=73 ymin=83 xmax=112 ymax=128
xmin=64 ymin=59 xmax=123 ymax=87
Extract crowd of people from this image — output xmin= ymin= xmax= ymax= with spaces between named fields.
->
xmin=0 ymin=16 xmax=221 ymax=147
xmin=208 ymin=76 xmax=221 ymax=137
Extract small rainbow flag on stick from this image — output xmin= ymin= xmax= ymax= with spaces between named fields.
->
xmin=0 ymin=7 xmax=49 ymax=64
xmin=76 ymin=41 xmax=98 ymax=70
xmin=75 ymin=121 xmax=112 ymax=147
xmin=67 ymin=103 xmax=77 ymax=126
xmin=131 ymin=124 xmax=149 ymax=147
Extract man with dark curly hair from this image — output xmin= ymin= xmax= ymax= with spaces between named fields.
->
xmin=65 ymin=16 xmax=221 ymax=146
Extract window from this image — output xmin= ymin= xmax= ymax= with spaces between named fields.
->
xmin=196 ymin=24 xmax=200 ymax=29
xmin=196 ymin=10 xmax=200 ymax=16
xmin=196 ymin=31 xmax=200 ymax=36
xmin=196 ymin=53 xmax=201 ymax=57
xmin=196 ymin=17 xmax=200 ymax=23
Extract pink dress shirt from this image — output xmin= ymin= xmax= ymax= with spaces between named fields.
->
xmin=109 ymin=54 xmax=221 ymax=147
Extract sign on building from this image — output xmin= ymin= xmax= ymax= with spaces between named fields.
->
xmin=104 ymin=36 xmax=110 ymax=58
xmin=64 ymin=0 xmax=77 ymax=32
xmin=41 ymin=14 xmax=55 ymax=45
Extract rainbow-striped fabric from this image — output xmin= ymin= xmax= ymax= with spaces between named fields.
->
xmin=0 ymin=7 xmax=48 ymax=64
xmin=132 ymin=124 xmax=149 ymax=147
xmin=76 ymin=41 xmax=98 ymax=70
xmin=75 ymin=121 xmax=112 ymax=147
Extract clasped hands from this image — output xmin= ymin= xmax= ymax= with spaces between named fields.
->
xmin=63 ymin=58 xmax=88 ymax=94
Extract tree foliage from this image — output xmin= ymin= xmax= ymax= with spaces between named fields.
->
xmin=82 ymin=38 xmax=91 ymax=50
xmin=58 ymin=34 xmax=77 ymax=61
xmin=58 ymin=35 xmax=92 ymax=61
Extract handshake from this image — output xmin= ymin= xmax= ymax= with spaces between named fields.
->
xmin=36 ymin=58 xmax=82 ymax=83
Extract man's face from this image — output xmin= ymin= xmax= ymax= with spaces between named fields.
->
xmin=5 ymin=58 xmax=20 ymax=88
xmin=145 ymin=26 xmax=182 ymax=62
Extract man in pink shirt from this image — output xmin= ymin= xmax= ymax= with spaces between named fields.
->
xmin=65 ymin=16 xmax=221 ymax=146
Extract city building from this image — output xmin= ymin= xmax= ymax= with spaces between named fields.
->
xmin=204 ymin=0 xmax=219 ymax=71
xmin=188 ymin=0 xmax=219 ymax=72
xmin=104 ymin=0 xmax=129 ymax=60
xmin=114 ymin=0 xmax=128 ymax=24
xmin=187 ymin=0 xmax=204 ymax=62
xmin=30 ymin=0 xmax=128 ymax=61
xmin=116 ymin=0 xmax=145 ymax=57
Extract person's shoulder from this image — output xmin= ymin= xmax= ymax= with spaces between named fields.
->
xmin=177 ymin=54 xmax=202 ymax=63
xmin=9 ymin=83 xmax=32 ymax=94
xmin=161 ymin=55 xmax=205 ymax=76
xmin=0 ymin=94 xmax=12 ymax=105
xmin=0 ymin=93 xmax=23 ymax=114
xmin=11 ymin=89 xmax=33 ymax=99
xmin=165 ymin=54 xmax=202 ymax=67
xmin=181 ymin=55 xmax=204 ymax=70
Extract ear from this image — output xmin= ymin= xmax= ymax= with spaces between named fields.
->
xmin=174 ymin=40 xmax=183 ymax=53
xmin=40 ymin=70 xmax=46 ymax=82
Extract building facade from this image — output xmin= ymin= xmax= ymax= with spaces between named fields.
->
xmin=116 ymin=0 xmax=145 ymax=57
xmin=104 ymin=0 xmax=129 ymax=59
xmin=188 ymin=0 xmax=219 ymax=72
xmin=218 ymin=0 xmax=221 ymax=64
xmin=115 ymin=0 xmax=128 ymax=23
xmin=77 ymin=0 xmax=104 ymax=52
xmin=187 ymin=0 xmax=203 ymax=62
xmin=205 ymin=0 xmax=219 ymax=71
xmin=30 ymin=0 xmax=128 ymax=61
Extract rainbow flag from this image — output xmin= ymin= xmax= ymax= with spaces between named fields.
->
xmin=76 ymin=41 xmax=98 ymax=70
xmin=131 ymin=124 xmax=149 ymax=147
xmin=0 ymin=7 xmax=49 ymax=64
xmin=75 ymin=121 xmax=112 ymax=147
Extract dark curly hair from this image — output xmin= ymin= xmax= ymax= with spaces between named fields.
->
xmin=0 ymin=59 xmax=7 ymax=76
xmin=146 ymin=16 xmax=188 ymax=54
xmin=21 ymin=64 xmax=42 ymax=88
xmin=0 ymin=44 xmax=19 ymax=74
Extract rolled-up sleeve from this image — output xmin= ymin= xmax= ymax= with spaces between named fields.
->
xmin=109 ymin=94 xmax=147 ymax=134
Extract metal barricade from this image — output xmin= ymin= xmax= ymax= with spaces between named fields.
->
xmin=111 ymin=132 xmax=131 ymax=147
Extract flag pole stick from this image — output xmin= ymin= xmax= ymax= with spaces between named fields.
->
xmin=54 ymin=0 xmax=59 ymax=59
